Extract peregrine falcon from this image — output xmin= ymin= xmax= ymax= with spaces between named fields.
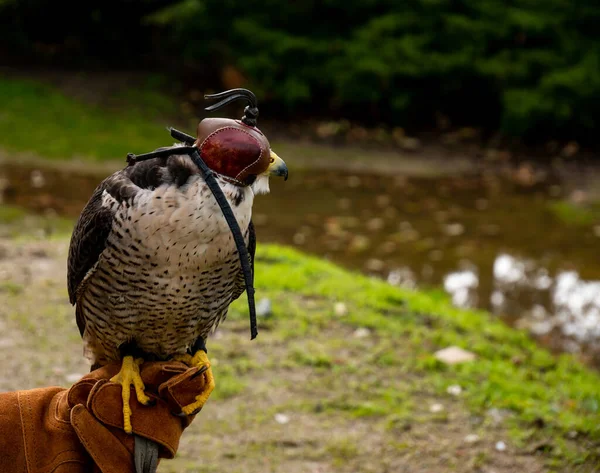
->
xmin=67 ymin=89 xmax=288 ymax=433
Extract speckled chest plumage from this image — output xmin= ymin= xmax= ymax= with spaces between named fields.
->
xmin=77 ymin=175 xmax=253 ymax=364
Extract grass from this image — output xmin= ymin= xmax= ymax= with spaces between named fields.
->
xmin=248 ymin=247 xmax=600 ymax=437
xmin=0 ymin=204 xmax=74 ymax=238
xmin=0 ymin=76 xmax=186 ymax=161
xmin=0 ymin=210 xmax=599 ymax=472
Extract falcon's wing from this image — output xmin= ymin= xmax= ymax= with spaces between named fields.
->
xmin=68 ymin=181 xmax=116 ymax=335
xmin=67 ymin=182 xmax=115 ymax=306
xmin=67 ymin=151 xmax=197 ymax=336
xmin=231 ymin=220 xmax=256 ymax=302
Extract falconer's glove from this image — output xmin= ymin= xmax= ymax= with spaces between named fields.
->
xmin=0 ymin=361 xmax=207 ymax=473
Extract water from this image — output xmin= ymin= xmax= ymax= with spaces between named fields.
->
xmin=1 ymin=161 xmax=600 ymax=365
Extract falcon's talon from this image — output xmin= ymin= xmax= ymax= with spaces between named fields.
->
xmin=144 ymin=398 xmax=157 ymax=407
xmin=109 ymin=355 xmax=151 ymax=434
xmin=190 ymin=365 xmax=209 ymax=380
xmin=174 ymin=407 xmax=201 ymax=417
xmin=179 ymin=350 xmax=215 ymax=416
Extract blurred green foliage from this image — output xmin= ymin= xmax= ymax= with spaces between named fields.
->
xmin=1 ymin=0 xmax=599 ymax=141
xmin=0 ymin=77 xmax=181 ymax=160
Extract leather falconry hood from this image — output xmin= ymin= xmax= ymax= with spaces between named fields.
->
xmin=194 ymin=89 xmax=272 ymax=186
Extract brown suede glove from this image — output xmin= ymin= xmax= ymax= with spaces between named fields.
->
xmin=0 ymin=361 xmax=207 ymax=473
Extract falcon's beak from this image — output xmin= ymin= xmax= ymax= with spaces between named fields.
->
xmin=268 ymin=151 xmax=288 ymax=181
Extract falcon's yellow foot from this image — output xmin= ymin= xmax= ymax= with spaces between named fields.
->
xmin=177 ymin=350 xmax=215 ymax=415
xmin=173 ymin=353 xmax=194 ymax=365
xmin=110 ymin=355 xmax=152 ymax=433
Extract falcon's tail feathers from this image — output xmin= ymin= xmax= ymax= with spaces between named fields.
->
xmin=135 ymin=435 xmax=159 ymax=473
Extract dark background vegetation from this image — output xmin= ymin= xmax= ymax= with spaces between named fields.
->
xmin=1 ymin=0 xmax=599 ymax=147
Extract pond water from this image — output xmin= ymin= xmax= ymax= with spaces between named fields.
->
xmin=1 ymin=160 xmax=600 ymax=366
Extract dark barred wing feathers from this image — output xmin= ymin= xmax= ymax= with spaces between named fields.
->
xmin=68 ymin=183 xmax=116 ymax=335
xmin=67 ymin=154 xmax=188 ymax=335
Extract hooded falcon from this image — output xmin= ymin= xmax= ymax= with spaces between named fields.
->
xmin=67 ymin=89 xmax=288 ymax=433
